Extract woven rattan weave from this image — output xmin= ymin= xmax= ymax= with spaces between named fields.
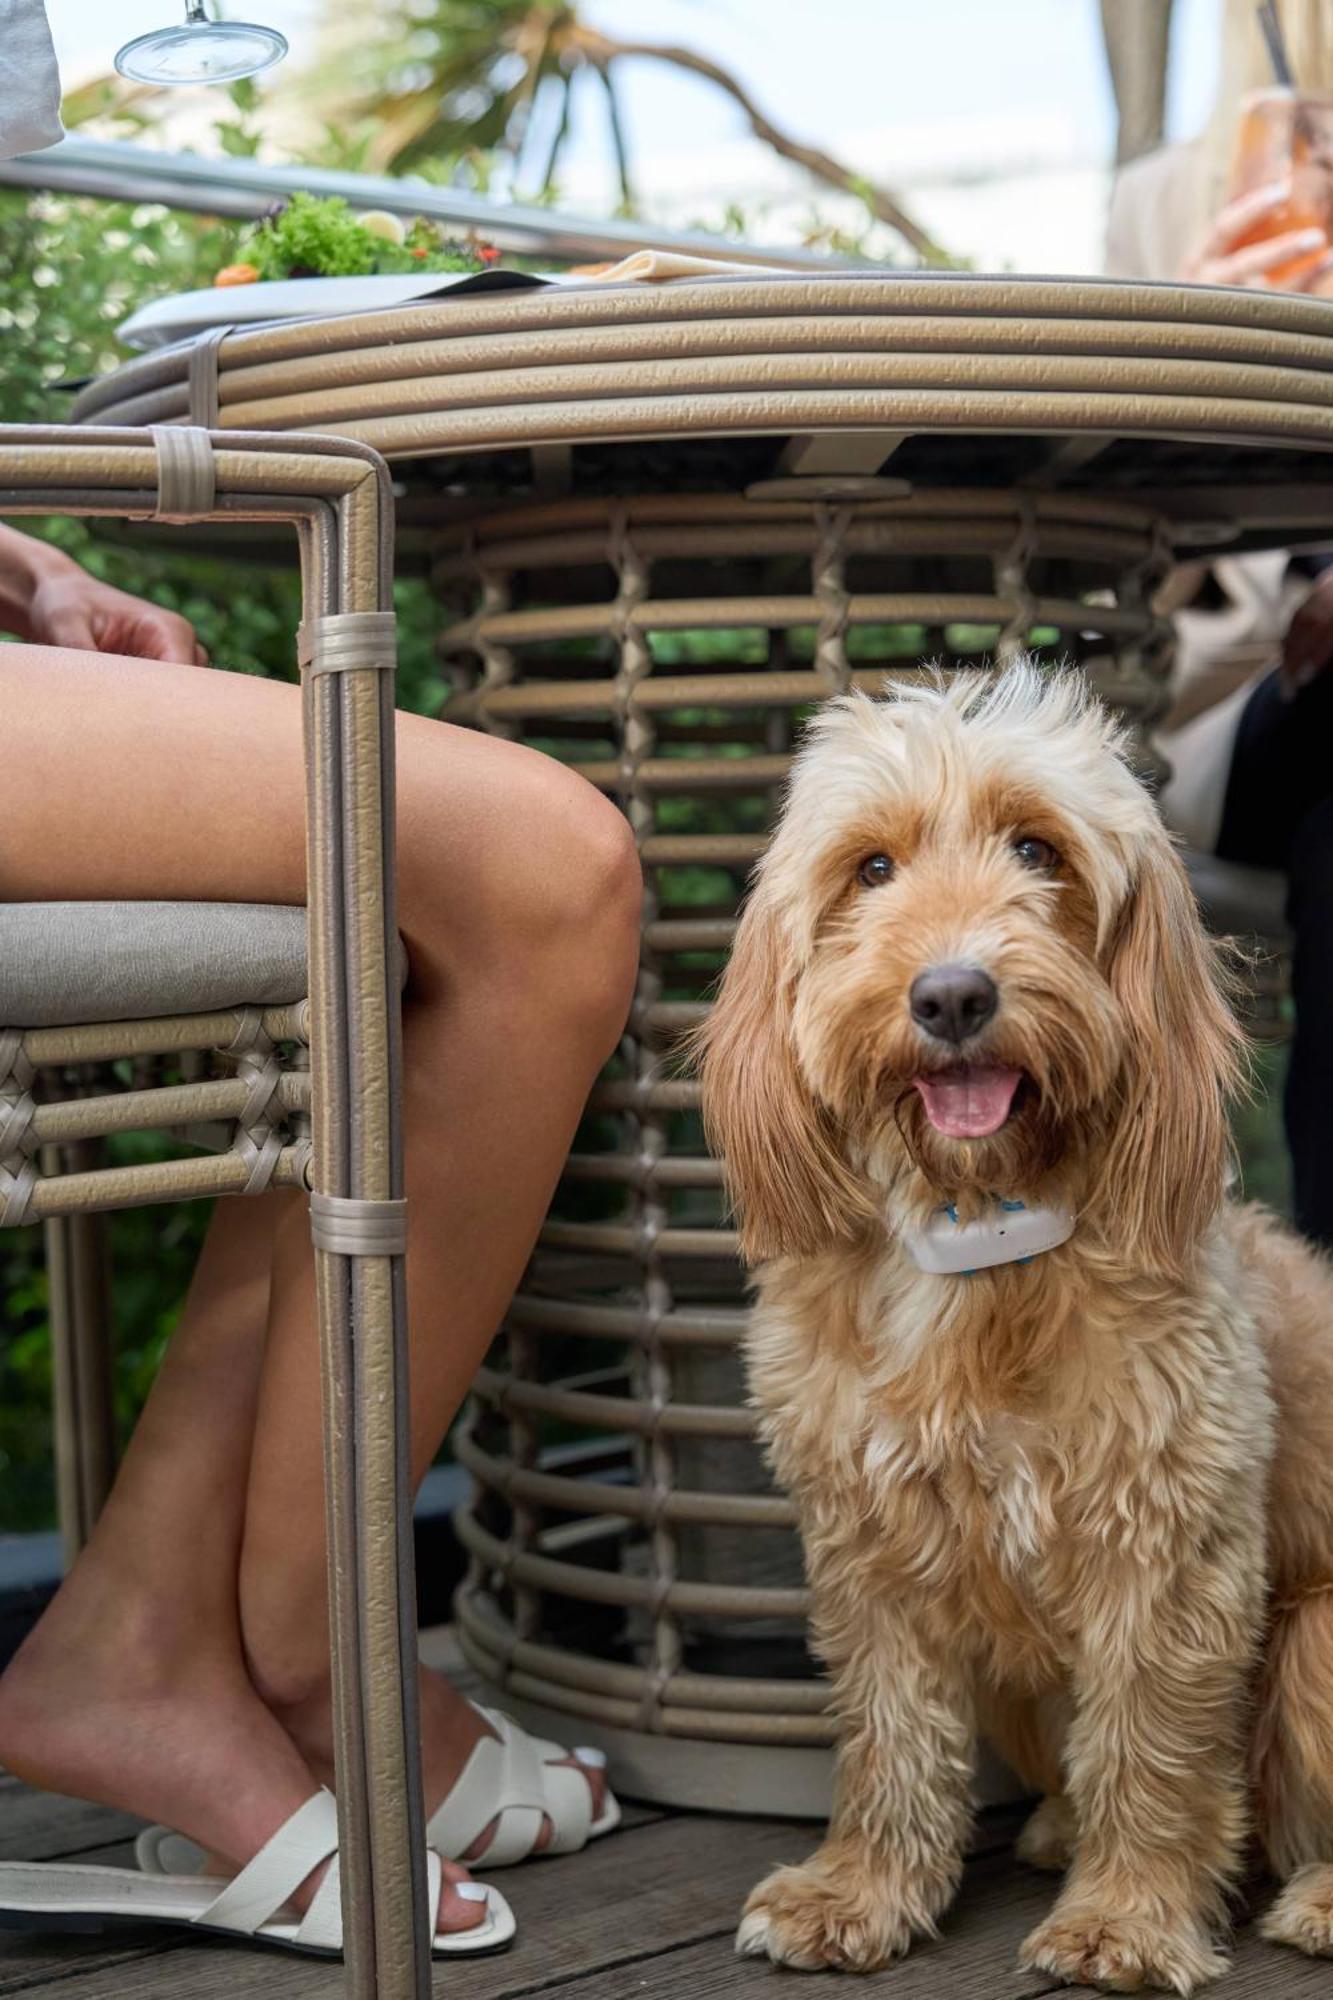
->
xmin=73 ymin=273 xmax=1333 ymax=1815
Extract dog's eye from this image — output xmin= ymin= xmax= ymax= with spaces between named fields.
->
xmin=1013 ymin=836 xmax=1059 ymax=873
xmin=857 ymin=853 xmax=895 ymax=888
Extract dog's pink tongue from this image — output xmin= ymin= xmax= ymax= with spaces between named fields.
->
xmin=913 ymin=1065 xmax=1023 ymax=1139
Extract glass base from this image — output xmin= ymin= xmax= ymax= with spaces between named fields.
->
xmin=114 ymin=19 xmax=287 ymax=84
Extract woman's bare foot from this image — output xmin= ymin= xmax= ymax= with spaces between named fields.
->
xmin=274 ymin=1663 xmax=607 ymax=1861
xmin=0 ymin=1565 xmax=489 ymax=1938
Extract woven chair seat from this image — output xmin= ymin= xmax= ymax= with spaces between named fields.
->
xmin=0 ymin=902 xmax=311 ymax=1027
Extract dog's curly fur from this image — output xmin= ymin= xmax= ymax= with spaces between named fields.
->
xmin=696 ymin=663 xmax=1333 ymax=1993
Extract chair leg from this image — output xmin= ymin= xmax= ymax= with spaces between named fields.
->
xmin=44 ymin=1144 xmax=115 ymax=1566
xmin=302 ymin=568 xmax=430 ymax=1995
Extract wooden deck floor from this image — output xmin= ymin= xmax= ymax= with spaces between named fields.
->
xmin=0 ymin=1637 xmax=1325 ymax=1999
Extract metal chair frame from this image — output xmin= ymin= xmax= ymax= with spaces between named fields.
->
xmin=0 ymin=425 xmax=428 ymax=2000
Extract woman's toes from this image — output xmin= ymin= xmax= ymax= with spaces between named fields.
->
xmin=436 ymin=1862 xmax=489 ymax=1934
xmin=572 ymin=1750 xmax=608 ymax=1822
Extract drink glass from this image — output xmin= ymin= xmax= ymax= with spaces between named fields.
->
xmin=1226 ymin=87 xmax=1333 ymax=291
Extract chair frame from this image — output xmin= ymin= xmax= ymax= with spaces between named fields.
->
xmin=0 ymin=424 xmax=429 ymax=1999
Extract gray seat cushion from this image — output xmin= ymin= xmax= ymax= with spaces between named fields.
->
xmin=1 ymin=902 xmax=314 ymax=1027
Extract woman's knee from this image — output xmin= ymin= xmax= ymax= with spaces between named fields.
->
xmin=398 ymin=728 xmax=641 ymax=1032
xmin=513 ymin=769 xmax=642 ymax=1042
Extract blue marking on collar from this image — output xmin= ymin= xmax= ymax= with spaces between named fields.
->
xmin=902 ymin=1196 xmax=1075 ymax=1276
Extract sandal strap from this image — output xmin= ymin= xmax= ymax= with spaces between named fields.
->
xmin=538 ymin=1760 xmax=597 ymax=1856
xmin=294 ymin=1849 xmax=343 ymax=1951
xmin=483 ymin=1710 xmax=594 ymax=1855
xmin=427 ymin=1706 xmax=593 ymax=1865
xmin=425 ymin=1849 xmax=442 ymax=1938
xmin=429 ymin=1717 xmax=541 ymax=1863
xmin=198 ymin=1790 xmax=340 ymax=1939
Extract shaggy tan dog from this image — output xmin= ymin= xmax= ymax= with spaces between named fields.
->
xmin=697 ymin=663 xmax=1333 ymax=1994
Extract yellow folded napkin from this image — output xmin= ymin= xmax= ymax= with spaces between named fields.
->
xmin=587 ymin=249 xmax=800 ymax=283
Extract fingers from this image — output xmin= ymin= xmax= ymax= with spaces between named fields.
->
xmin=1191 ymin=180 xmax=1294 ymax=262
xmin=127 ymin=607 xmax=206 ymax=666
xmin=1292 ymin=251 xmax=1333 ymax=294
xmin=1194 ymin=227 xmax=1327 ymax=287
xmin=26 ymin=579 xmax=206 ymax=667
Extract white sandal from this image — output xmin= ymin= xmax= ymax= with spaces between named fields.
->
xmin=137 ymin=1703 xmax=620 ymax=1877
xmin=0 ymin=1789 xmax=514 ymax=1958
xmin=426 ymin=1703 xmax=622 ymax=1865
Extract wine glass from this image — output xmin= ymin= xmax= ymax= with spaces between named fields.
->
xmin=114 ymin=0 xmax=287 ymax=85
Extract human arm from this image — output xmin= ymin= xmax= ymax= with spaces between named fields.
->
xmin=0 ymin=524 xmax=205 ymax=664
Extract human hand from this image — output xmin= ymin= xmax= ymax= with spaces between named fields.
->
xmin=1280 ymin=568 xmax=1333 ymax=696
xmin=1182 ymin=179 xmax=1333 ymax=292
xmin=25 ymin=562 xmax=207 ymax=665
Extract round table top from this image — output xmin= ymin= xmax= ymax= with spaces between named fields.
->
xmin=70 ymin=271 xmax=1333 ymax=556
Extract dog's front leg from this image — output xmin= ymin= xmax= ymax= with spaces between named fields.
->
xmin=739 ymin=1579 xmax=973 ymax=1972
xmin=1019 ymin=1560 xmax=1258 ymax=1995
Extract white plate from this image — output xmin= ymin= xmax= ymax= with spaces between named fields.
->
xmin=117 ymin=268 xmax=575 ymax=351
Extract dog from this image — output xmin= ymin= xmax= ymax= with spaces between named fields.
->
xmin=696 ymin=661 xmax=1333 ymax=1994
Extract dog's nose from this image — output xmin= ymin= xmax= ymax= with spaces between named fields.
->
xmin=909 ymin=964 xmax=998 ymax=1045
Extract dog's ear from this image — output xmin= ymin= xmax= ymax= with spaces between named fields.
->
xmin=695 ymin=886 xmax=874 ymax=1264
xmin=1097 ymin=836 xmax=1246 ymax=1274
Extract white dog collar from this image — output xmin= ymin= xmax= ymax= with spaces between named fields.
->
xmin=903 ymin=1198 xmax=1074 ymax=1276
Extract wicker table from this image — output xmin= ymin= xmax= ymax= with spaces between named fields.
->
xmin=74 ymin=271 xmax=1333 ymax=1815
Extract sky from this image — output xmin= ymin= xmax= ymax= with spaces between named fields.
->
xmin=41 ymin=0 xmax=1229 ymax=273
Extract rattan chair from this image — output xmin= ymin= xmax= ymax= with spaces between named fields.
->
xmin=0 ymin=425 xmax=429 ymax=2000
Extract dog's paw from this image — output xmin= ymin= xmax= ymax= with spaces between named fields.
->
xmin=737 ymin=1859 xmax=918 ymax=1973
xmin=1019 ymin=1904 xmax=1227 ymax=1994
xmin=1260 ymin=1863 xmax=1333 ymax=1956
xmin=1016 ymin=1795 xmax=1076 ymax=1873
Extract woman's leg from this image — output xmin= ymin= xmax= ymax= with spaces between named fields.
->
xmin=0 ymin=644 xmax=639 ymax=1863
xmin=238 ymin=716 xmax=639 ymax=1833
xmin=0 ymin=1193 xmax=310 ymax=1855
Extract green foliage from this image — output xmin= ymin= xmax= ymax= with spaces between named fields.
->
xmin=0 ymin=190 xmax=242 ymax=420
xmin=212 ymin=76 xmax=266 ymax=160
xmin=240 ymin=191 xmax=490 ymax=281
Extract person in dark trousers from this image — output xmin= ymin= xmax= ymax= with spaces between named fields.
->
xmin=1214 ymin=575 xmax=1333 ymax=1248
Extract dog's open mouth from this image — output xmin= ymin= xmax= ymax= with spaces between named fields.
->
xmin=912 ymin=1064 xmax=1025 ymax=1140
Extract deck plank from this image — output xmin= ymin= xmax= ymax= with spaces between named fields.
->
xmin=0 ymin=1773 xmax=1320 ymax=1997
xmin=0 ymin=1807 xmax=1034 ymax=1998
xmin=0 ymin=1781 xmax=143 ymax=1863
xmin=1222 ymin=1921 xmax=1333 ymax=1997
xmin=6 ymin=1815 xmax=829 ymax=1999
xmin=0 ymin=1839 xmax=183 ymax=1995
xmin=513 ymin=1840 xmax=1065 ymax=2000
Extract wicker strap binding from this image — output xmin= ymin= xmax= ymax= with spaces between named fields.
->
xmin=187 ymin=323 xmax=234 ymax=428
xmin=0 ymin=1027 xmax=37 ymax=1228
xmin=308 ymin=1190 xmax=408 ymax=1256
xmin=150 ymin=425 xmax=215 ymax=521
xmin=298 ymin=612 xmax=399 ymax=676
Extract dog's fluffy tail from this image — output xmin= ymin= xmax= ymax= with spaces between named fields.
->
xmin=1254 ymin=1585 xmax=1333 ymax=1877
